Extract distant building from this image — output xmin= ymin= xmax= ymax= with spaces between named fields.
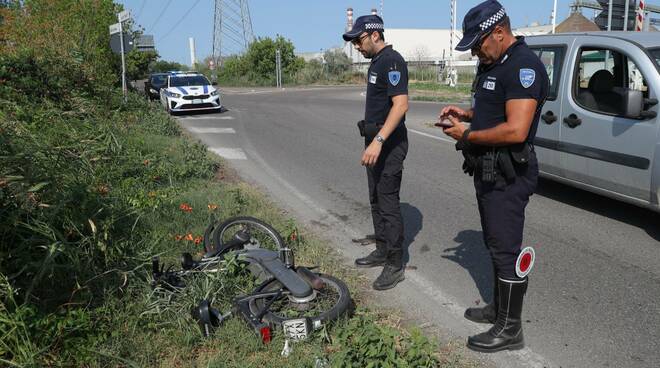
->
xmin=340 ymin=25 xmax=551 ymax=72
xmin=555 ymin=12 xmax=601 ymax=33
xmin=136 ymin=34 xmax=156 ymax=52
xmin=296 ymin=51 xmax=325 ymax=62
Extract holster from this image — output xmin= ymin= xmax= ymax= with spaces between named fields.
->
xmin=357 ymin=120 xmax=382 ymax=141
xmin=456 ymin=139 xmax=477 ymax=176
xmin=493 ymin=144 xmax=532 ymax=182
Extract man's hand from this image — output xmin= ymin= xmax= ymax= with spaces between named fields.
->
xmin=442 ymin=114 xmax=468 ymax=141
xmin=361 ymin=140 xmax=383 ymax=167
xmin=439 ymin=105 xmax=471 ymax=122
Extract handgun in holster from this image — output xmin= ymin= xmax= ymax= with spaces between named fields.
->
xmin=496 ymin=148 xmax=516 ymax=182
xmin=456 ymin=138 xmax=477 ymax=176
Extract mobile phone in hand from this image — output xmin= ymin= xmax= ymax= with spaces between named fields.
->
xmin=435 ymin=118 xmax=454 ymax=128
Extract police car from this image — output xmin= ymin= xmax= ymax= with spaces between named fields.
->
xmin=159 ymin=72 xmax=222 ymax=114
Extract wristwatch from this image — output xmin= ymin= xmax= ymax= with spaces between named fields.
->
xmin=375 ymin=135 xmax=385 ymax=143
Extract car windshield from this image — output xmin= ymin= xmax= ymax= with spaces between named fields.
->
xmin=650 ymin=48 xmax=660 ymax=69
xmin=170 ymin=76 xmax=210 ymax=87
xmin=150 ymin=75 xmax=167 ymax=87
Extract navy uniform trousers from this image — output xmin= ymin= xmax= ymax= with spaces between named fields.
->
xmin=474 ymin=152 xmax=538 ymax=280
xmin=366 ymin=137 xmax=408 ymax=267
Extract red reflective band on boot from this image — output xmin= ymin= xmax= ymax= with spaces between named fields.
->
xmin=515 ymin=247 xmax=535 ymax=278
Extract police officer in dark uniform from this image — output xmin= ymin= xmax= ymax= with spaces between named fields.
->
xmin=439 ymin=0 xmax=549 ymax=352
xmin=342 ymin=15 xmax=409 ymax=291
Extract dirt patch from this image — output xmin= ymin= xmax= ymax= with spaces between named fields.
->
xmin=214 ymin=162 xmax=242 ymax=184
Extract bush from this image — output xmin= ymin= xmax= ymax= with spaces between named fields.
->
xmin=329 ymin=311 xmax=439 ymax=368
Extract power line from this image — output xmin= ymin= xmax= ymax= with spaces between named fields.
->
xmin=157 ymin=0 xmax=202 ymax=42
xmin=134 ymin=0 xmax=146 ymax=24
xmin=146 ymin=0 xmax=172 ymax=34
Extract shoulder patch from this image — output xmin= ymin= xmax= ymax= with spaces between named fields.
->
xmin=388 ymin=71 xmax=401 ymax=86
xmin=519 ymin=68 xmax=536 ymax=89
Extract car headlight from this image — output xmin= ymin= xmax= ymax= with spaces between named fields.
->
xmin=210 ymin=90 xmax=219 ymax=96
xmin=150 ymin=88 xmax=157 ymax=93
xmin=169 ymin=91 xmax=182 ymax=98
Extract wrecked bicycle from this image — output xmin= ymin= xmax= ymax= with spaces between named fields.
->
xmin=151 ymin=216 xmax=352 ymax=342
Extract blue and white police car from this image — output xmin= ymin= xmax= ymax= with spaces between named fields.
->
xmin=159 ymin=72 xmax=222 ymax=114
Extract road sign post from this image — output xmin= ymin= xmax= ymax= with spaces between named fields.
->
xmin=119 ymin=15 xmax=127 ymax=101
xmin=110 ymin=10 xmax=130 ymax=102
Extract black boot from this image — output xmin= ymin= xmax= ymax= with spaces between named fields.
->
xmin=355 ymin=244 xmax=387 ymax=268
xmin=372 ymin=264 xmax=405 ymax=290
xmin=465 ymin=268 xmax=498 ymax=324
xmin=372 ymin=251 xmax=404 ymax=290
xmin=467 ymin=278 xmax=527 ymax=353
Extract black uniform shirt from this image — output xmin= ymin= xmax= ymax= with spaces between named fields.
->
xmin=471 ymin=37 xmax=549 ymax=142
xmin=365 ymin=45 xmax=408 ymax=134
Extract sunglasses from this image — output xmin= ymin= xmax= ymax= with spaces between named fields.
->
xmin=351 ymin=33 xmax=371 ymax=46
xmin=472 ymin=29 xmax=494 ymax=52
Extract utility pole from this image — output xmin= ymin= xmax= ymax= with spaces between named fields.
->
xmin=623 ymin=0 xmax=630 ymax=30
xmin=607 ymin=0 xmax=613 ymax=31
xmin=447 ymin=0 xmax=457 ymax=88
xmin=275 ymin=49 xmax=282 ymax=88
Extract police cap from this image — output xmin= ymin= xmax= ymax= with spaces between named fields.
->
xmin=455 ymin=0 xmax=507 ymax=52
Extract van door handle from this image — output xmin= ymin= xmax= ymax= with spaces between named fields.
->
xmin=541 ymin=111 xmax=557 ymax=124
xmin=563 ymin=114 xmax=582 ymax=128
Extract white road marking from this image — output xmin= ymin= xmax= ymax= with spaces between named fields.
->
xmin=408 ymin=128 xmax=455 ymax=143
xmin=208 ymin=147 xmax=247 ymax=160
xmin=179 ymin=115 xmax=234 ymax=120
xmin=188 ymin=127 xmax=236 ymax=134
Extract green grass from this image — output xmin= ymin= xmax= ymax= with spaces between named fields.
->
xmin=408 ymin=82 xmax=472 ymax=103
xmin=1 ymin=80 xmax=480 ymax=366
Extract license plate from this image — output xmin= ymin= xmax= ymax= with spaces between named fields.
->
xmin=282 ymin=318 xmax=310 ymax=341
xmin=193 ymin=99 xmax=203 ymax=104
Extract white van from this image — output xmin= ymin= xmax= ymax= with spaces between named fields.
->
xmin=526 ymin=32 xmax=659 ymax=212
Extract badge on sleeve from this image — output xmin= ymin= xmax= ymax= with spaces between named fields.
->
xmin=519 ymin=69 xmax=536 ymax=89
xmin=388 ymin=71 xmax=401 ymax=86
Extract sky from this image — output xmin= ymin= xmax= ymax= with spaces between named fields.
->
xmin=116 ymin=0 xmax=618 ymax=65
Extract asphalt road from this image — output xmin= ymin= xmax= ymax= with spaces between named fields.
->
xmin=174 ymin=86 xmax=660 ymax=368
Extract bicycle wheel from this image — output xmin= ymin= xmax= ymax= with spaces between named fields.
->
xmin=203 ymin=220 xmax=218 ymax=254
xmin=248 ymin=273 xmax=351 ymax=327
xmin=213 ymin=216 xmax=285 ymax=254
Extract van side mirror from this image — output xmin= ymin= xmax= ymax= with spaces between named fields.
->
xmin=622 ymin=89 xmax=643 ymax=119
xmin=212 ymin=81 xmax=218 ymax=86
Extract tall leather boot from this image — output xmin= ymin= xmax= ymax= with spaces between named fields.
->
xmin=467 ymin=278 xmax=527 ymax=352
xmin=465 ymin=266 xmax=498 ymax=324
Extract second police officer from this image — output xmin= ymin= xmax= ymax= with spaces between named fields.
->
xmin=439 ymin=1 xmax=549 ymax=352
xmin=342 ymin=15 xmax=409 ymax=291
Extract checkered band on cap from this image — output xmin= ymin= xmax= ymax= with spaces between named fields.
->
xmin=365 ymin=23 xmax=384 ymax=30
xmin=479 ymin=8 xmax=506 ymax=30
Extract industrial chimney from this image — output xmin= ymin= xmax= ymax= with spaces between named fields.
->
xmin=346 ymin=8 xmax=353 ymax=32
xmin=189 ymin=37 xmax=197 ymax=69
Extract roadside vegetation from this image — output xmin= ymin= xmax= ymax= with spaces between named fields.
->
xmin=1 ymin=1 xmax=480 ymax=367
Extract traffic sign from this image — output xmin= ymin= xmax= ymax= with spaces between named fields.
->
xmin=110 ymin=32 xmax=133 ymax=54
xmin=118 ymin=10 xmax=130 ymax=23
xmin=109 ymin=23 xmax=120 ymax=35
